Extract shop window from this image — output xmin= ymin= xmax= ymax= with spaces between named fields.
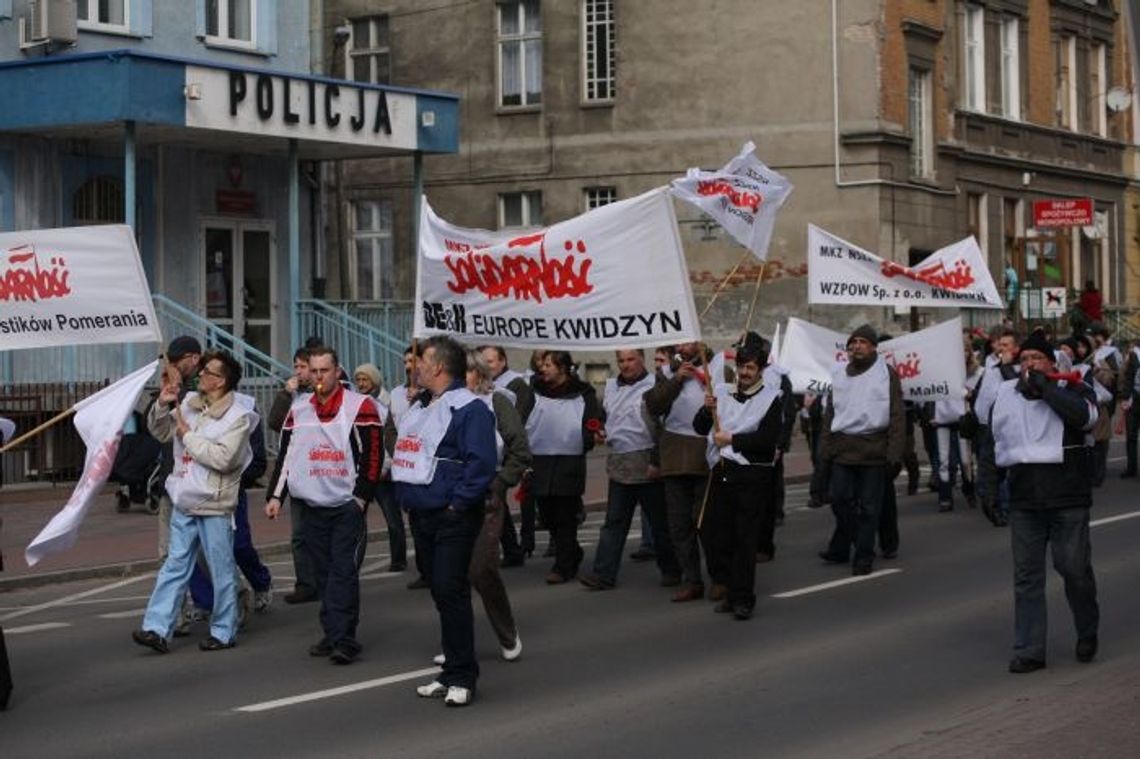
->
xmin=962 ymin=4 xmax=986 ymax=112
xmin=346 ymin=15 xmax=390 ymax=85
xmin=499 ymin=191 xmax=542 ymax=228
xmin=583 ymin=186 xmax=616 ymax=211
xmin=498 ymin=0 xmax=542 ymax=107
xmin=351 ymin=200 xmax=394 ymax=301
xmin=72 ymin=176 xmax=124 ymax=225
xmin=908 ymin=66 xmax=933 ymax=179
xmin=999 ymin=16 xmax=1020 ymax=120
xmin=582 ymin=0 xmax=615 ymax=103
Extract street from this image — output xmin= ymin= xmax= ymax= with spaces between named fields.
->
xmin=2 ymin=470 xmax=1139 ymax=758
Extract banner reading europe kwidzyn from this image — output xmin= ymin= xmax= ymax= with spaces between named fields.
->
xmin=415 ymin=188 xmax=701 ymax=349
xmin=781 ymin=317 xmax=966 ymax=401
xmin=807 ymin=225 xmax=1004 ymax=309
xmin=0 ymin=225 xmax=162 ymax=350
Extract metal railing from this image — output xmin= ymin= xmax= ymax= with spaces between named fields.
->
xmin=0 ymin=380 xmax=109 ymax=486
xmin=296 ymin=299 xmax=414 ymax=386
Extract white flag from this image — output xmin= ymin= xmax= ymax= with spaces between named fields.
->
xmin=769 ymin=322 xmax=782 ymax=365
xmin=25 ymin=360 xmax=159 ymax=567
xmin=671 ymin=141 xmax=794 ymax=261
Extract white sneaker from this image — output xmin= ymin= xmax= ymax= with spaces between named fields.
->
xmin=254 ymin=588 xmax=273 ymax=613
xmin=416 ymin=680 xmax=447 ymax=698
xmin=501 ymin=634 xmax=522 ymax=662
xmin=444 ymin=686 xmax=473 ymax=707
xmin=432 ymin=653 xmax=445 ymax=665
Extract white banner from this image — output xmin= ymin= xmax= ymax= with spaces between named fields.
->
xmin=415 ymin=188 xmax=701 ymax=349
xmin=781 ymin=317 xmax=966 ymax=401
xmin=26 ymin=361 xmax=159 ymax=567
xmin=671 ymin=141 xmax=793 ymax=261
xmin=807 ymin=225 xmax=1003 ymax=309
xmin=0 ymin=225 xmax=162 ymax=350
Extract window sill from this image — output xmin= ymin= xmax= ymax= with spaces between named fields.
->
xmin=495 ymin=104 xmax=542 ymax=116
xmin=78 ymin=23 xmax=141 ymax=39
xmin=200 ymin=36 xmax=268 ymax=57
xmin=579 ymin=99 xmax=615 ymax=110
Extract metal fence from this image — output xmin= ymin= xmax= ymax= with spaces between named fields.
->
xmin=297 ymin=299 xmax=414 ymax=388
xmin=0 ymin=380 xmax=108 ymax=486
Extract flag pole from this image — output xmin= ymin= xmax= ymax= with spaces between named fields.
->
xmin=744 ymin=262 xmax=768 ymax=331
xmin=699 ymin=249 xmax=752 ymax=319
xmin=0 ymin=408 xmax=76 ymax=455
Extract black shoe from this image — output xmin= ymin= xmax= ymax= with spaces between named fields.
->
xmin=880 ymin=549 xmax=898 ymax=560
xmin=386 ymin=562 xmax=407 ymax=573
xmin=852 ymin=563 xmax=873 ymax=576
xmin=500 ymin=555 xmax=525 ymax=568
xmin=1008 ymin=656 xmax=1046 ymax=674
xmin=406 ymin=576 xmax=430 ymax=590
xmin=132 ymin=629 xmax=169 ymax=654
xmin=732 ymin=604 xmax=754 ymax=621
xmin=1076 ymin=636 xmax=1098 ymax=663
xmin=330 ymin=647 xmax=357 ymax=665
xmin=198 ymin=636 xmax=235 ymax=652
xmin=818 ymin=550 xmax=848 ymax=565
xmin=309 ymin=640 xmax=333 ymax=657
xmin=713 ymin=599 xmax=735 ymax=614
xmin=628 ymin=548 xmax=655 ymax=562
xmin=806 ymin=496 xmax=825 ymax=510
xmin=283 ymin=588 xmax=319 ymax=605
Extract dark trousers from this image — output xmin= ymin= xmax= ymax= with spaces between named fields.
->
xmin=469 ymin=496 xmax=517 ymax=649
xmin=301 ymin=499 xmax=367 ymax=656
xmin=705 ymin=467 xmax=771 ymax=609
xmin=1010 ymin=507 xmax=1099 ymax=661
xmin=500 ymin=490 xmax=536 ymax=559
xmin=290 ymin=497 xmax=319 ymax=595
xmin=592 ymin=479 xmax=679 ymax=584
xmin=827 ymin=463 xmax=887 ymax=569
xmin=189 ymin=490 xmax=271 ymax=609
xmin=757 ymin=459 xmax=781 ymax=557
xmin=1125 ymin=401 xmax=1139 ymax=474
xmin=664 ymin=474 xmax=708 ymax=587
xmin=536 ymin=494 xmax=584 ymax=578
xmin=1092 ymin=440 xmax=1109 ymax=487
xmin=376 ymin=481 xmax=407 ymax=566
xmin=412 ymin=506 xmax=483 ymax=690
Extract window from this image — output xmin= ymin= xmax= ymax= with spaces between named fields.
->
xmin=584 ymin=187 xmax=616 ymax=211
xmin=498 ymin=1 xmax=542 ymax=107
xmin=499 ymin=191 xmax=542 ymax=228
xmin=207 ymin=0 xmax=253 ymax=46
xmin=963 ymin=4 xmax=986 ymax=112
xmin=1000 ymin=17 xmax=1020 ymax=120
xmin=77 ymin=0 xmax=127 ymax=30
xmin=908 ymin=67 xmax=933 ymax=179
xmin=1057 ymin=35 xmax=1078 ymax=130
xmin=347 ymin=16 xmax=390 ymax=85
xmin=967 ymin=192 xmax=988 ymax=257
xmin=73 ymin=176 xmax=125 ymax=225
xmin=1003 ymin=197 xmax=1023 ymax=264
xmin=582 ymin=0 xmax=615 ymax=102
xmin=1089 ymin=43 xmax=1106 ymax=137
xmin=351 ymin=201 xmax=394 ymax=301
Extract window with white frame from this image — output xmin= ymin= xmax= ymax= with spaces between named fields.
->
xmin=1089 ymin=42 xmax=1106 ymax=137
xmin=1057 ymin=34 xmax=1077 ymax=130
xmin=347 ymin=15 xmax=390 ymax=85
xmin=499 ymin=191 xmax=543 ymax=228
xmin=207 ymin=0 xmax=254 ymax=46
xmin=908 ymin=66 xmax=933 ymax=179
xmin=584 ymin=187 xmax=616 ymax=211
xmin=1000 ymin=16 xmax=1020 ymax=120
xmin=967 ymin=192 xmax=988 ymax=257
xmin=963 ymin=4 xmax=986 ymax=112
xmin=498 ymin=0 xmax=542 ymax=107
xmin=582 ymin=0 xmax=615 ymax=102
xmin=77 ymin=0 xmax=128 ymax=30
xmin=351 ymin=201 xmax=394 ymax=301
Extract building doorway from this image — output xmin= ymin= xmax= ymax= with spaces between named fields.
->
xmin=200 ymin=218 xmax=276 ymax=358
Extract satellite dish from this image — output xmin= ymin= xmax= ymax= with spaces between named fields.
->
xmin=1106 ymin=86 xmax=1132 ymax=113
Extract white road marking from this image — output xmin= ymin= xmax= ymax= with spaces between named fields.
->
xmin=5 ymin=622 xmax=72 ymax=634
xmin=234 ymin=666 xmax=442 ymax=713
xmin=772 ymin=569 xmax=902 ymax=599
xmin=97 ymin=608 xmax=147 ymax=619
xmin=0 ymin=574 xmax=154 ymax=623
xmin=1091 ymin=509 xmax=1140 ymax=528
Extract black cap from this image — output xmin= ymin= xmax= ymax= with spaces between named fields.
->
xmin=166 ymin=335 xmax=202 ymax=360
xmin=1019 ymin=331 xmax=1053 ymax=357
xmin=847 ymin=324 xmax=879 ymax=348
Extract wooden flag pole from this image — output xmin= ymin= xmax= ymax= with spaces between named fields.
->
xmin=744 ymin=262 xmax=768 ymax=332
xmin=699 ymin=249 xmax=752 ymax=319
xmin=0 ymin=408 xmax=76 ymax=455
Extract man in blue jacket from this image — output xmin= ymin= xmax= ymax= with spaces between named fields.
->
xmin=393 ymin=336 xmax=497 ymax=707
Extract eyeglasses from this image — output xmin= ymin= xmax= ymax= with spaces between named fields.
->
xmin=199 ymin=367 xmax=224 ymax=379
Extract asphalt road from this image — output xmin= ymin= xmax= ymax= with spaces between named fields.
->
xmin=2 ymin=473 xmax=1139 ymax=758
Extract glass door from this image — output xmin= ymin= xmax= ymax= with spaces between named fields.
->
xmin=201 ymin=219 xmax=276 ymax=358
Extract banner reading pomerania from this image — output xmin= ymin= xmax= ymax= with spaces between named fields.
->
xmin=807 ymin=225 xmax=1003 ymax=309
xmin=781 ymin=316 xmax=966 ymax=401
xmin=415 ymin=188 xmax=701 ymax=349
xmin=0 ymin=225 xmax=161 ymax=350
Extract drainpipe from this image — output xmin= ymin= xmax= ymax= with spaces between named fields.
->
xmin=124 ymin=120 xmax=137 ymax=373
xmin=289 ymin=138 xmax=301 ymax=351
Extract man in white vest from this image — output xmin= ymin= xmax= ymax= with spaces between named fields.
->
xmin=579 ymin=349 xmax=680 ymax=591
xmin=1085 ymin=322 xmax=1120 ymax=486
xmin=991 ymin=331 xmax=1100 ymax=674
xmin=265 ymin=346 xmax=383 ymax=665
xmin=394 ymin=336 xmax=498 ymax=708
xmin=133 ymin=350 xmax=256 ymax=654
xmin=818 ymin=325 xmax=904 ymax=576
xmin=693 ymin=339 xmax=785 ymax=620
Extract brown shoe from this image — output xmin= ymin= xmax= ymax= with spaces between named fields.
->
xmin=545 ymin=571 xmax=569 ymax=585
xmin=709 ymin=584 xmax=727 ymax=602
xmin=671 ymin=584 xmax=705 ymax=602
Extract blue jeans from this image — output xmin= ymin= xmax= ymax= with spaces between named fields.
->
xmin=827 ymin=463 xmax=887 ymax=568
xmin=412 ymin=506 xmax=483 ymax=690
xmin=1010 ymin=507 xmax=1099 ymax=661
xmin=592 ymin=480 xmax=679 ymax=584
xmin=188 ymin=491 xmax=272 ymax=609
xmin=142 ymin=509 xmax=237 ymax=643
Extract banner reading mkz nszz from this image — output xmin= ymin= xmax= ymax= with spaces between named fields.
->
xmin=415 ymin=188 xmax=701 ymax=349
xmin=1 ymin=225 xmax=161 ymax=350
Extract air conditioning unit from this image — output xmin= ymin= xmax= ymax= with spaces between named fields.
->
xmin=28 ymin=0 xmax=78 ymax=44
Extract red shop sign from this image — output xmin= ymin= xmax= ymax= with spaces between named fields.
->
xmin=1032 ymin=198 xmax=1094 ymax=228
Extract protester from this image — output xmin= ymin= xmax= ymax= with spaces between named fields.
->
xmin=385 ymin=345 xmax=426 ymax=586
xmin=265 ymin=346 xmax=383 ymax=664
xmin=990 ymin=331 xmax=1100 ymax=673
xmin=1118 ymin=337 xmax=1140 ymax=478
xmin=355 ymin=362 xmax=405 ymax=572
xmin=818 ymin=325 xmax=904 ymax=576
xmin=1085 ymin=322 xmax=1120 ymax=487
xmin=525 ymin=351 xmax=603 ymax=584
xmin=393 ymin=336 xmax=497 ymax=707
xmin=926 ymin=337 xmax=982 ymax=512
xmin=579 ymin=349 xmax=680 ymax=591
xmin=972 ymin=328 xmax=1019 ymax=527
xmin=133 ymin=350 xmax=256 ymax=654
xmin=153 ymin=336 xmax=203 ymax=561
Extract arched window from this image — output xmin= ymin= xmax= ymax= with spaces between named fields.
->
xmin=72 ymin=176 xmax=125 ymax=225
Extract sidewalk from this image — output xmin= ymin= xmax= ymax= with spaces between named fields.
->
xmin=0 ymin=448 xmax=815 ymax=591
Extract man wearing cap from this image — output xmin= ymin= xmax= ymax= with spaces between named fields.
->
xmin=818 ymin=325 xmax=904 ymax=576
xmin=990 ymin=331 xmax=1100 ymax=674
xmin=1086 ymin=322 xmax=1120 ymax=487
xmin=154 ymin=336 xmax=202 ymax=559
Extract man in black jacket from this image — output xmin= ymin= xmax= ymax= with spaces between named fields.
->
xmin=990 ymin=331 xmax=1100 ymax=674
